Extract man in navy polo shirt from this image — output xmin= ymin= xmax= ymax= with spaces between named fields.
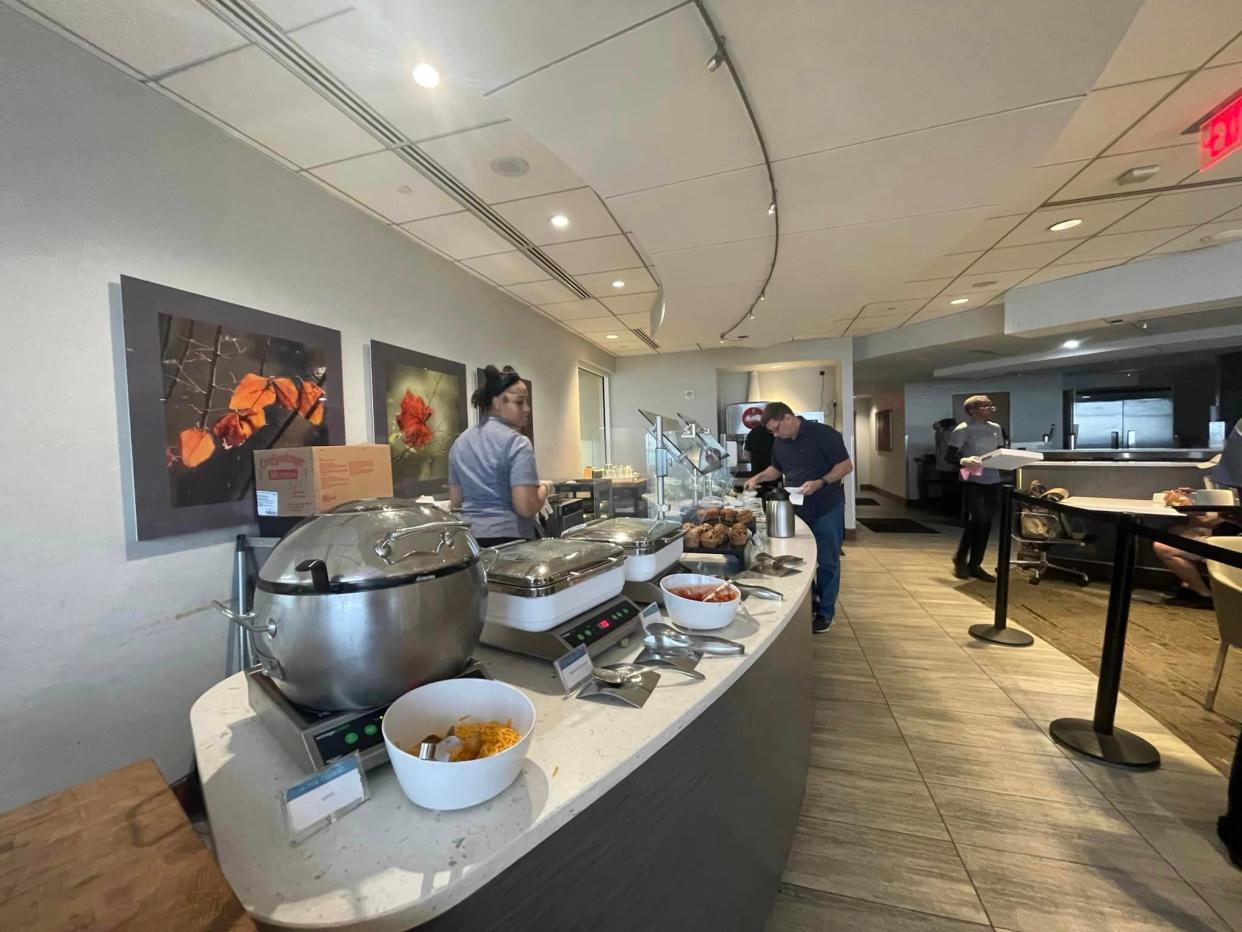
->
xmin=745 ymin=402 xmax=853 ymax=632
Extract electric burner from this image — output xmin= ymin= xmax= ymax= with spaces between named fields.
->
xmin=246 ymin=658 xmax=490 ymax=773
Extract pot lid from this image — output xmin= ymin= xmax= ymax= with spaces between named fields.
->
xmin=485 ymin=538 xmax=624 ymax=589
xmin=562 ymin=517 xmax=684 ymax=552
xmin=259 ymin=498 xmax=477 ymax=591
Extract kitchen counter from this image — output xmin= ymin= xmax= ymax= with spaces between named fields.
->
xmin=190 ymin=525 xmax=816 ymax=931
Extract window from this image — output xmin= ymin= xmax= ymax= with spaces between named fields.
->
xmin=578 ymin=367 xmax=609 ymax=470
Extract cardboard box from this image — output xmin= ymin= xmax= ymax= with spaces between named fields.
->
xmin=253 ymin=444 xmax=393 ymax=517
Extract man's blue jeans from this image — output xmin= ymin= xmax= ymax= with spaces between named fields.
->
xmin=808 ymin=503 xmax=845 ymax=621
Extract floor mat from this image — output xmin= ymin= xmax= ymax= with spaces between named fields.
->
xmin=858 ymin=517 xmax=939 ymax=534
xmin=856 ymin=497 xmax=880 ymax=506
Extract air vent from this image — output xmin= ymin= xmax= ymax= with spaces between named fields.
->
xmin=204 ymin=0 xmax=592 ymax=301
xmin=633 ymin=328 xmax=660 ymax=351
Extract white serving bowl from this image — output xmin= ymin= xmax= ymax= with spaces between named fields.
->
xmin=382 ymin=678 xmax=536 ymax=811
xmin=659 ymin=573 xmax=741 ymax=630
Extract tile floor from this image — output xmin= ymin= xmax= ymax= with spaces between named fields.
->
xmin=765 ymin=515 xmax=1239 ymax=931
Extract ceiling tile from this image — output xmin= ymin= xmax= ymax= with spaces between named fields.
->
xmin=1016 ymin=260 xmax=1126 ymax=287
xmin=1212 ymin=33 xmax=1242 ymax=67
xmin=1105 ymin=184 xmax=1242 ymax=234
xmin=1218 ymin=204 xmax=1242 ymax=222
xmin=967 ymin=241 xmax=1078 ymax=273
xmin=944 ymin=268 xmax=1042 ymax=294
xmin=462 ymin=251 xmax=546 ymax=285
xmin=22 ymin=0 xmax=247 ymax=77
xmin=1145 ymin=220 xmax=1242 ymax=255
xmin=617 ymin=313 xmax=649 ymax=330
xmin=606 ymin=165 xmax=773 ymax=253
xmin=161 ymin=45 xmax=378 ymax=167
xmin=493 ymin=187 xmax=618 ymax=245
xmin=1050 ymin=144 xmax=1199 ymax=200
xmin=418 ymin=121 xmax=584 ymax=203
xmin=995 ymin=160 xmax=1090 ymax=212
xmin=399 ymin=211 xmax=512 ymax=259
xmin=848 ymin=314 xmax=909 ymax=334
xmin=542 ymin=234 xmax=640 ymax=275
xmin=577 ymin=268 xmax=656 ymax=298
xmin=1052 ymin=227 xmax=1194 ymax=263
xmin=858 ymin=300 xmax=924 ymax=320
xmin=602 ymin=293 xmax=658 ymax=316
xmin=711 ymin=0 xmax=1141 ymax=159
xmin=505 ymin=280 xmax=577 ymax=305
xmin=571 ymin=317 xmax=626 ymax=334
xmin=995 ymin=199 xmax=1152 ymax=247
xmin=777 ymin=208 xmax=992 ymax=278
xmin=487 ymin=5 xmax=761 ymax=197
xmin=920 ymin=291 xmax=1003 ymax=317
xmin=893 ymin=277 xmax=955 ymax=299
xmin=291 ymin=8 xmax=501 ymax=143
xmin=311 ymin=151 xmax=460 ymax=222
xmin=655 ymin=239 xmax=773 ymax=289
xmin=538 ymin=299 xmax=606 ymax=321
xmin=775 ymin=99 xmax=1081 ymax=232
xmin=915 ymin=253 xmax=985 ymax=279
xmin=255 ymin=0 xmax=350 ymax=30
xmin=1093 ymin=0 xmax=1242 ymax=88
xmin=1040 ymin=75 xmax=1184 ymax=163
xmin=656 ymin=283 xmax=757 ymax=344
xmin=1108 ymin=62 xmax=1242 ymax=155
xmin=949 ymin=216 xmax=1025 ymax=254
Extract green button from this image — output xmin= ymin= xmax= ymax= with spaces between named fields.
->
xmin=344 ymin=732 xmax=359 ymax=745
xmin=363 ymin=724 xmax=378 ymax=737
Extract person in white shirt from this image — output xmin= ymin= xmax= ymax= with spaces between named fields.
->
xmin=945 ymin=395 xmax=1006 ymax=581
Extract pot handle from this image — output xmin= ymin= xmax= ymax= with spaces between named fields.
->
xmin=212 ymin=600 xmax=278 ymax=638
xmin=295 ymin=559 xmax=330 ymax=593
xmin=374 ymin=521 xmax=472 ymax=562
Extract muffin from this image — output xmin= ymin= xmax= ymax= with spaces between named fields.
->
xmin=728 ymin=525 xmax=750 ymax=547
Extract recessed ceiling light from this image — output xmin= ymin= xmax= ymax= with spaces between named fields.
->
xmin=411 ymin=62 xmax=440 ymax=88
xmin=1062 ymin=339 xmax=1082 ymax=349
xmin=949 ymin=297 xmax=970 ymax=305
xmin=611 ymin=280 xmax=625 ymax=289
xmin=605 ymin=334 xmax=619 ymax=340
xmin=1047 ymin=218 xmax=1083 ymax=232
xmin=396 ymin=184 xmax=412 ymax=194
xmin=549 ymin=214 xmax=570 ymax=229
xmin=1202 ymin=228 xmax=1242 ymax=246
xmin=489 ymin=156 xmax=530 ymax=177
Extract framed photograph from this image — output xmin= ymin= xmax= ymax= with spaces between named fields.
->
xmin=121 ymin=276 xmax=344 ymax=540
xmin=876 ymin=409 xmax=893 ymax=453
xmin=372 ymin=342 xmax=467 ymax=497
xmin=475 ymin=368 xmax=534 ymax=444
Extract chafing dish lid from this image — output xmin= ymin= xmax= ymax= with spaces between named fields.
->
xmin=561 ymin=517 xmax=685 ymax=554
xmin=485 ymin=538 xmax=624 ymax=589
xmin=260 ymin=498 xmax=477 ymax=590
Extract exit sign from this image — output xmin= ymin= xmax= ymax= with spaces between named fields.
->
xmin=1200 ymin=92 xmax=1242 ymax=171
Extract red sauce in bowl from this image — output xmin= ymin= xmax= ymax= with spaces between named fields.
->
xmin=666 ymin=584 xmax=738 ymax=603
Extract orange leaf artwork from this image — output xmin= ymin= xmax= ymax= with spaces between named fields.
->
xmin=395 ymin=390 xmax=434 ymax=449
xmin=229 ymin=373 xmax=276 ymax=412
xmin=179 ymin=427 xmax=216 ymax=468
xmin=271 ymin=376 xmax=299 ymax=410
xmin=298 ymin=383 xmax=326 ymax=426
xmin=212 ymin=407 xmax=266 ymax=449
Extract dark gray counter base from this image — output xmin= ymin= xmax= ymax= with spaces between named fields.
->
xmin=421 ymin=594 xmax=813 ymax=932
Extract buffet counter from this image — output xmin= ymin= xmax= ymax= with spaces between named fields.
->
xmin=190 ymin=526 xmax=816 ymax=931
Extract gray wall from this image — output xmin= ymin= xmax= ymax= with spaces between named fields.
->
xmin=0 ymin=9 xmax=612 ymax=812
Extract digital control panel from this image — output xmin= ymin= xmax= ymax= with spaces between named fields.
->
xmin=313 ymin=709 xmax=386 ymax=765
xmin=558 ymin=598 xmax=639 ymax=650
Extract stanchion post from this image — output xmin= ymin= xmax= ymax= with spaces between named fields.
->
xmin=969 ymin=484 xmax=1033 ymax=647
xmin=1049 ymin=514 xmax=1160 ymax=768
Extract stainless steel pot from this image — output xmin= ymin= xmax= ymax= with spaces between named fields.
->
xmin=214 ymin=499 xmax=488 ymax=711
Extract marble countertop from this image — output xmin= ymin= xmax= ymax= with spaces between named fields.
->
xmin=191 ymin=528 xmax=816 ymax=931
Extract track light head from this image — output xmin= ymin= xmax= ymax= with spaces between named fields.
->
xmin=706 ymin=38 xmax=727 ymax=72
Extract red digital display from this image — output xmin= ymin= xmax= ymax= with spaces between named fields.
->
xmin=1200 ymin=92 xmax=1242 ymax=171
xmin=598 ymin=619 xmax=611 ymax=630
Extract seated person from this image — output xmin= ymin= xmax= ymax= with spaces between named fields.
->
xmin=1154 ymin=441 xmax=1242 ymax=608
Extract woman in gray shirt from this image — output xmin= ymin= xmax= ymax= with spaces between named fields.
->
xmin=448 ymin=365 xmax=548 ymax=546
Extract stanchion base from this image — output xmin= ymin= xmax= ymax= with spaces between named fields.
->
xmin=1050 ymin=718 xmax=1161 ymax=769
xmin=968 ymin=623 xmax=1033 ymax=646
